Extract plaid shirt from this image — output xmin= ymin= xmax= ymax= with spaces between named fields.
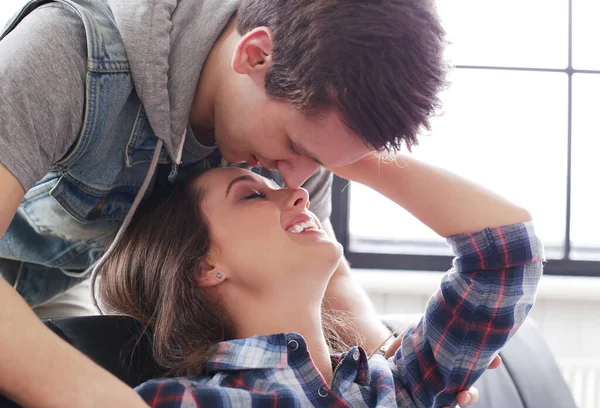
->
xmin=136 ymin=221 xmax=543 ymax=408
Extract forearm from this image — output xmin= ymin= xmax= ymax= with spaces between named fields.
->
xmin=323 ymin=258 xmax=391 ymax=351
xmin=0 ymin=279 xmax=148 ymax=407
xmin=321 ymin=219 xmax=390 ymax=351
xmin=391 ymin=222 xmax=543 ymax=407
xmin=333 ymin=154 xmax=532 ymax=238
xmin=0 ymin=163 xmax=24 ymax=237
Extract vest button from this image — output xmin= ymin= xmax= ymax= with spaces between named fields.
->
xmin=318 ymin=387 xmax=328 ymax=398
xmin=287 ymin=340 xmax=299 ymax=351
xmin=353 ymin=350 xmax=360 ymax=361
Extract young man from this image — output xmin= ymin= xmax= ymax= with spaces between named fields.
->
xmin=0 ymin=0 xmax=489 ymax=406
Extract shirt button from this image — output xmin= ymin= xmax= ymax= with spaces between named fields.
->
xmin=287 ymin=340 xmax=299 ymax=351
xmin=352 ymin=350 xmax=360 ymax=361
xmin=318 ymin=387 xmax=329 ymax=398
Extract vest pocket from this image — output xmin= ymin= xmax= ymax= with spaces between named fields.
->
xmin=20 ymin=174 xmax=128 ymax=246
xmin=126 ymin=104 xmax=171 ymax=167
xmin=49 ymin=174 xmax=137 ymax=224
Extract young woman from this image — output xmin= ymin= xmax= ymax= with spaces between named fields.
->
xmin=98 ymin=153 xmax=543 ymax=407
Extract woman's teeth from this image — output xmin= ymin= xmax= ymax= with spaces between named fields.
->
xmin=289 ymin=220 xmax=319 ymax=233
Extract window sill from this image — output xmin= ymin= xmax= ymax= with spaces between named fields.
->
xmin=352 ymin=269 xmax=600 ymax=302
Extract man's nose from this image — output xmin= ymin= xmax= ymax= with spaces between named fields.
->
xmin=259 ymin=157 xmax=278 ymax=171
xmin=277 ymin=159 xmax=321 ymax=189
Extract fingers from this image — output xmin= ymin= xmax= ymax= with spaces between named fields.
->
xmin=455 ymin=386 xmax=480 ymax=406
xmin=383 ymin=336 xmax=403 ymax=359
xmin=383 ymin=326 xmax=412 ymax=359
xmin=447 ymin=355 xmax=500 ymax=408
xmin=488 ymin=354 xmax=503 ymax=370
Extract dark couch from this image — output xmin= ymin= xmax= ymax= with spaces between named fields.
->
xmin=0 ymin=315 xmax=577 ymax=407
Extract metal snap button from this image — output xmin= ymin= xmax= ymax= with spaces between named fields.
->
xmin=353 ymin=350 xmax=360 ymax=361
xmin=318 ymin=387 xmax=329 ymax=398
xmin=287 ymin=339 xmax=299 ymax=351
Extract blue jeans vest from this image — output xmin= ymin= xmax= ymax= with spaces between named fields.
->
xmin=0 ymin=0 xmax=174 ymax=306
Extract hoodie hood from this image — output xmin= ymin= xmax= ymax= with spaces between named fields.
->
xmin=106 ymin=0 xmax=238 ymax=163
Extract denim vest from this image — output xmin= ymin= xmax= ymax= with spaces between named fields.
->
xmin=0 ymin=0 xmax=175 ymax=305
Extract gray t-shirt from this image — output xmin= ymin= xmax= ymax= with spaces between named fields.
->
xmin=0 ymin=3 xmax=86 ymax=191
xmin=0 ymin=4 xmax=333 ymax=221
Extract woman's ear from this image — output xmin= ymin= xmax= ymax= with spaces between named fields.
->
xmin=231 ymin=26 xmax=273 ymax=79
xmin=196 ymin=256 xmax=229 ymax=288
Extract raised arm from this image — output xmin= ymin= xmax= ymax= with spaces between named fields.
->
xmin=329 ymin=153 xmax=543 ymax=407
xmin=321 ymin=219 xmax=392 ymax=350
xmin=331 ymin=153 xmax=531 ymax=237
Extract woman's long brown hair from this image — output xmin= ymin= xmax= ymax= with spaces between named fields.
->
xmin=98 ymin=180 xmax=229 ymax=377
xmin=98 ymin=174 xmax=357 ymax=377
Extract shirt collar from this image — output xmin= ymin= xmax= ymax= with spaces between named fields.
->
xmin=205 ymin=333 xmax=371 ymax=387
xmin=331 ymin=347 xmax=371 ymax=387
xmin=205 ymin=333 xmax=291 ymax=374
xmin=182 ymin=123 xmax=218 ymax=161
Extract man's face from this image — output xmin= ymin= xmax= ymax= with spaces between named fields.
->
xmin=213 ymin=95 xmax=373 ymax=189
xmin=198 ymin=23 xmax=373 ymax=188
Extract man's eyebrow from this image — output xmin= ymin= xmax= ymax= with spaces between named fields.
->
xmin=293 ymin=142 xmax=325 ymax=166
xmin=307 ymin=152 xmax=325 ymax=166
xmin=225 ymin=175 xmax=257 ymax=197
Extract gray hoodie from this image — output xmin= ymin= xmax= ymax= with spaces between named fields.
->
xmin=107 ymin=0 xmax=238 ymax=163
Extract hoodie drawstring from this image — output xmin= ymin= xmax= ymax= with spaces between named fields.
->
xmin=89 ymin=140 xmax=164 ymax=312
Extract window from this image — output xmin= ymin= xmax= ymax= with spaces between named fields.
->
xmin=0 ymin=1 xmax=26 ymax=29
xmin=331 ymin=0 xmax=600 ymax=277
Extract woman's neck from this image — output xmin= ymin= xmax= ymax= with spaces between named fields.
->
xmin=232 ymin=300 xmax=334 ymax=385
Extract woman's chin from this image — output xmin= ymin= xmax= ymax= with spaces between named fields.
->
xmin=297 ymin=241 xmax=343 ymax=270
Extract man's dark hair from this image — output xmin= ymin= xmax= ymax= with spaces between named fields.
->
xmin=237 ymin=0 xmax=448 ymax=151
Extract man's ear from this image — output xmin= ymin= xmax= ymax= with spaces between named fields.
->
xmin=231 ymin=26 xmax=273 ymax=78
xmin=196 ymin=256 xmax=229 ymax=288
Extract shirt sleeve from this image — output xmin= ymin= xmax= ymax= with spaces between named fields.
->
xmin=390 ymin=221 xmax=544 ymax=408
xmin=137 ymin=378 xmax=231 ymax=407
xmin=301 ymin=167 xmax=333 ymax=222
xmin=0 ymin=3 xmax=86 ymax=191
xmin=136 ymin=379 xmax=190 ymax=407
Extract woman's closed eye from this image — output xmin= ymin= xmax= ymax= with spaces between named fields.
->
xmin=241 ymin=190 xmax=267 ymax=201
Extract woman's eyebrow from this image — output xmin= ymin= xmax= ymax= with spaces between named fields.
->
xmin=225 ymin=175 xmax=257 ymax=197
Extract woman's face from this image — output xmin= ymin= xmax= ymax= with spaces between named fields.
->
xmin=195 ymin=167 xmax=343 ymax=294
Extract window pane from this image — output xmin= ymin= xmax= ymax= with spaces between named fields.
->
xmin=0 ymin=1 xmax=26 ymax=28
xmin=570 ymin=74 xmax=600 ymax=260
xmin=438 ymin=0 xmax=568 ymax=69
xmin=573 ymin=0 xmax=600 ymax=70
xmin=349 ymin=69 xmax=568 ymax=259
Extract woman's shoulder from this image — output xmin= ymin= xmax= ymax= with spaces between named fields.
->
xmin=135 ymin=376 xmax=219 ymax=406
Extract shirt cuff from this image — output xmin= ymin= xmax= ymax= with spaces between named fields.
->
xmin=446 ymin=221 xmax=545 ymax=273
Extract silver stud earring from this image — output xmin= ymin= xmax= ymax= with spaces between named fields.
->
xmin=216 ymin=272 xmax=223 ymax=279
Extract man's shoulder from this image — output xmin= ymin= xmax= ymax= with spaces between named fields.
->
xmin=8 ymin=2 xmax=86 ymax=37
xmin=0 ymin=2 xmax=88 ymax=192
xmin=1 ymin=2 xmax=87 ymax=63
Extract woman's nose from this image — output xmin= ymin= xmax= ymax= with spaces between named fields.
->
xmin=283 ymin=188 xmax=310 ymax=210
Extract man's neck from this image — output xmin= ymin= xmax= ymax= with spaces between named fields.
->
xmin=188 ymin=16 xmax=238 ymax=135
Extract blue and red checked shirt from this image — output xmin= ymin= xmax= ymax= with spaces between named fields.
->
xmin=136 ymin=221 xmax=544 ymax=408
